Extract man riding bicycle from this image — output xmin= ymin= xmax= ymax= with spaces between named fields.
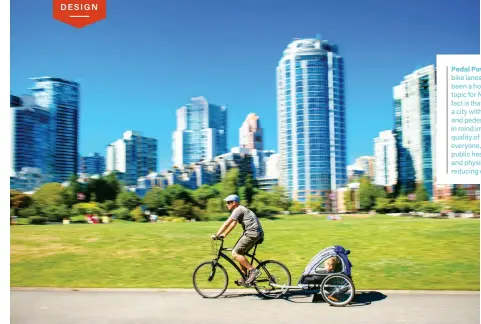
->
xmin=212 ymin=194 xmax=264 ymax=285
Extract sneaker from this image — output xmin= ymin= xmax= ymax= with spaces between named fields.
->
xmin=245 ymin=269 xmax=261 ymax=284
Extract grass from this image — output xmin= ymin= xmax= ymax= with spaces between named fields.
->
xmin=10 ymin=214 xmax=480 ymax=290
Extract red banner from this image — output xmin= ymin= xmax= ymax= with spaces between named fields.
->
xmin=53 ymin=0 xmax=106 ymax=28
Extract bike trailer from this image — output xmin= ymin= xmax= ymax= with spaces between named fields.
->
xmin=297 ymin=245 xmax=353 ymax=285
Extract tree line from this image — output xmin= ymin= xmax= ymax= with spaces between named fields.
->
xmin=10 ymin=169 xmax=479 ymax=225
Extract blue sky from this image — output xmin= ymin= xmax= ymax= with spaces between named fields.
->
xmin=10 ymin=0 xmax=480 ymax=172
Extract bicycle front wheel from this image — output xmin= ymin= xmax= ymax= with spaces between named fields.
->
xmin=192 ymin=261 xmax=228 ymax=298
xmin=254 ymin=260 xmax=291 ymax=299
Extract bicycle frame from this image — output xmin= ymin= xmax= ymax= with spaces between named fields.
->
xmin=211 ymin=238 xmax=263 ymax=280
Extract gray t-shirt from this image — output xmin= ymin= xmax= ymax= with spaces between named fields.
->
xmin=229 ymin=205 xmax=263 ymax=234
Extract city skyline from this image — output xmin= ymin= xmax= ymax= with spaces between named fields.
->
xmin=10 ymin=0 xmax=480 ymax=172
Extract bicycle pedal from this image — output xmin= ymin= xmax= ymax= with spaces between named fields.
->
xmin=234 ymin=280 xmax=243 ymax=286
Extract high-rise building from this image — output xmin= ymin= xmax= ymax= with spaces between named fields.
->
xmin=172 ymin=96 xmax=227 ymax=167
xmin=393 ymin=65 xmax=436 ymax=198
xmin=355 ymin=156 xmax=376 ymax=180
xmin=79 ymin=153 xmax=106 ymax=175
xmin=11 ymin=95 xmax=51 ymax=175
xmin=374 ymin=130 xmax=398 ymax=189
xmin=239 ymin=113 xmax=263 ymax=151
xmin=106 ymin=131 xmax=157 ymax=185
xmin=265 ymin=152 xmax=279 ymax=179
xmin=10 ymin=94 xmax=22 ymax=107
xmin=346 ymin=163 xmax=365 ymax=181
xmin=277 ymin=37 xmax=347 ymax=203
xmin=30 ymin=77 xmax=80 ymax=183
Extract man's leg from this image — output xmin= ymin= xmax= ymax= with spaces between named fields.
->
xmin=232 ymin=235 xmax=261 ymax=284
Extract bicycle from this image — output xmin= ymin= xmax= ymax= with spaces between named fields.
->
xmin=192 ymin=236 xmax=292 ymax=299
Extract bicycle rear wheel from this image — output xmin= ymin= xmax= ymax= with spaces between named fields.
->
xmin=320 ymin=273 xmax=355 ymax=307
xmin=254 ymin=260 xmax=291 ymax=299
xmin=192 ymin=261 xmax=228 ymax=298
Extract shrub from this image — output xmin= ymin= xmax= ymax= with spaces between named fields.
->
xmin=111 ymin=207 xmax=131 ymax=220
xmin=130 ymin=207 xmax=147 ymax=222
xmin=28 ymin=216 xmax=47 ymax=225
xmin=17 ymin=218 xmax=30 ymax=225
xmin=72 ymin=202 xmax=104 ymax=215
xmin=288 ymin=201 xmax=305 ymax=214
xmin=101 ymin=200 xmax=116 ymax=211
xmin=70 ymin=215 xmax=88 ymax=224
xmin=418 ymin=201 xmax=442 ymax=213
xmin=18 ymin=206 xmax=37 ymax=218
xmin=42 ymin=205 xmax=70 ymax=222
xmin=159 ymin=216 xmax=187 ymax=222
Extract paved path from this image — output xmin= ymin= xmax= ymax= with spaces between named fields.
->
xmin=10 ymin=289 xmax=480 ymax=324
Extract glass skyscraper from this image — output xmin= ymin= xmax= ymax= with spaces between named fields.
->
xmin=80 ymin=153 xmax=106 ymax=175
xmin=107 ymin=131 xmax=157 ymax=186
xmin=277 ymin=37 xmax=347 ymax=203
xmin=30 ymin=77 xmax=80 ymax=183
xmin=11 ymin=95 xmax=51 ymax=174
xmin=173 ymin=96 xmax=227 ymax=167
xmin=393 ymin=65 xmax=436 ymax=198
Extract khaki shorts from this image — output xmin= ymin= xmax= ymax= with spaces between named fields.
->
xmin=232 ymin=231 xmax=263 ymax=255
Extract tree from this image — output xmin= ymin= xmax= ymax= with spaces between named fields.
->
xmin=116 ymin=191 xmax=141 ymax=211
xmin=104 ymin=172 xmax=122 ymax=201
xmin=63 ymin=174 xmax=85 ymax=207
xmin=192 ymin=185 xmax=218 ymax=208
xmin=169 ymin=199 xmax=193 ymax=219
xmin=250 ymin=191 xmax=281 ymax=217
xmin=87 ymin=177 xmax=112 ymax=203
xmin=32 ymin=183 xmax=66 ymax=207
xmin=306 ymin=194 xmax=324 ymax=212
xmin=373 ymin=185 xmax=388 ymax=199
xmin=270 ymin=186 xmax=290 ymax=211
xmin=244 ymin=174 xmax=256 ymax=204
xmin=289 ymin=201 xmax=305 ymax=214
xmin=163 ymin=184 xmax=192 ymax=207
xmin=10 ymin=190 xmax=33 ymax=214
xmin=219 ymin=168 xmax=239 ymax=199
xmin=43 ymin=204 xmax=70 ymax=222
xmin=18 ymin=206 xmax=37 ymax=218
xmin=101 ymin=200 xmax=116 ymax=212
xmin=358 ymin=177 xmax=375 ymax=211
xmin=415 ymin=183 xmax=429 ymax=202
xmin=143 ymin=187 xmax=166 ymax=212
xmin=206 ymin=198 xmax=224 ymax=214
xmin=344 ymin=190 xmax=354 ymax=212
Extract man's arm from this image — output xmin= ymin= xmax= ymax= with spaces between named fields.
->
xmin=221 ymin=219 xmax=237 ymax=237
xmin=214 ymin=217 xmax=235 ymax=237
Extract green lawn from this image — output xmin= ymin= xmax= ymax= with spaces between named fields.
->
xmin=10 ymin=214 xmax=480 ymax=290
